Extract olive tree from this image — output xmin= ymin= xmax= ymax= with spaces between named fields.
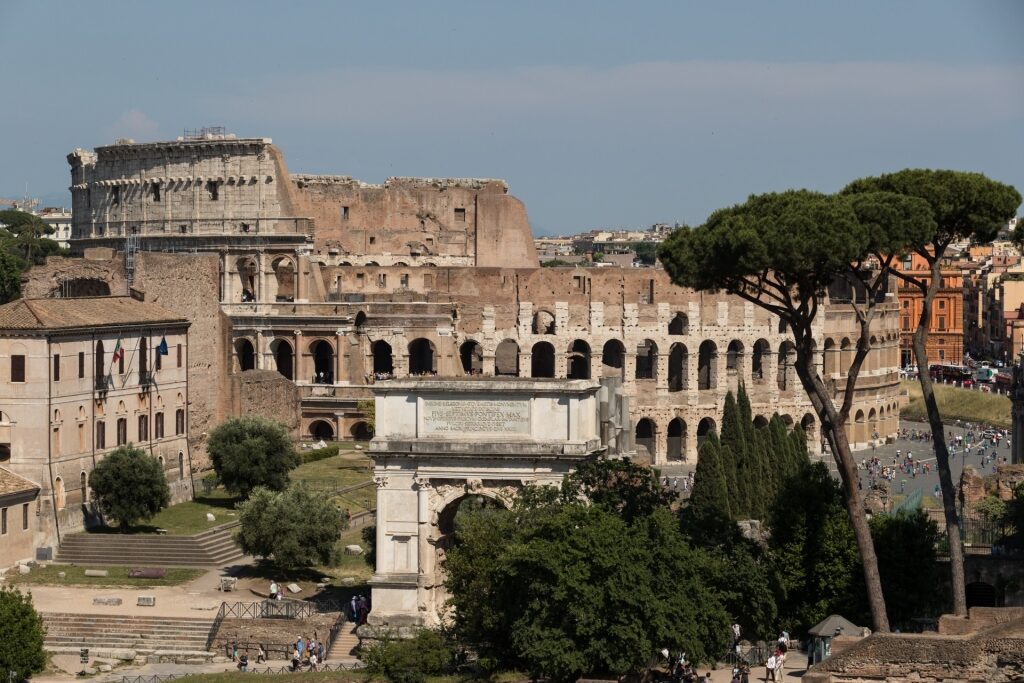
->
xmin=208 ymin=416 xmax=300 ymax=498
xmin=843 ymin=170 xmax=1021 ymax=616
xmin=659 ymin=189 xmax=934 ymax=632
xmin=89 ymin=445 xmax=171 ymax=529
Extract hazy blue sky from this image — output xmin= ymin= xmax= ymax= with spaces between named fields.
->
xmin=1 ymin=1 xmax=1021 ymax=234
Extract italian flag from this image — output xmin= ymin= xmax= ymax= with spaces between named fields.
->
xmin=111 ymin=339 xmax=124 ymax=363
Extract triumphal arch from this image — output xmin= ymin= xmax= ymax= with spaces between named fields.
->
xmin=367 ymin=377 xmax=628 ymax=627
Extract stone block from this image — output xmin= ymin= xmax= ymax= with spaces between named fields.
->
xmin=137 ymin=595 xmax=156 ymax=606
xmin=341 ymin=577 xmax=356 ymax=586
xmin=18 ymin=564 xmax=30 ymax=574
xmin=206 ymin=513 xmax=216 ymax=522
xmin=344 ymin=544 xmax=364 ymax=555
xmin=287 ymin=582 xmax=302 ymax=593
xmin=108 ymin=649 xmax=136 ymax=661
xmin=93 ymin=597 xmax=122 ymax=606
xmin=84 ymin=569 xmax=109 ymax=577
xmin=99 ymin=665 xmax=113 ymax=672
xmin=58 ymin=571 xmax=66 ymax=579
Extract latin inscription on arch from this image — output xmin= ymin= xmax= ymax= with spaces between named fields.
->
xmin=421 ymin=398 xmax=530 ymax=436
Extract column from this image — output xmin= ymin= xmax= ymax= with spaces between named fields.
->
xmin=415 ymin=476 xmax=431 ymax=612
xmin=294 ymin=331 xmax=302 ymax=382
xmin=336 ymin=329 xmax=345 ymax=383
xmin=255 ymin=329 xmax=265 ymax=370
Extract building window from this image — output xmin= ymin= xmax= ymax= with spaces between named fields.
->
xmin=152 ymin=184 xmax=161 ymax=202
xmin=155 ymin=412 xmax=164 ymax=439
xmin=902 ymin=300 xmax=909 ymax=308
xmin=116 ymin=418 xmax=127 ymax=446
xmin=22 ymin=503 xmax=28 ymax=530
xmin=96 ymin=421 xmax=105 ymax=449
xmin=111 ymin=186 xmax=120 ymax=206
xmin=341 ymin=206 xmax=349 ymax=220
xmin=118 ymin=352 xmax=124 ymax=375
xmin=156 ymin=348 xmax=162 ymax=371
xmin=10 ymin=355 xmax=25 ymax=383
xmin=939 ymin=299 xmax=946 ymax=309
xmin=206 ymin=181 xmax=219 ymax=201
xmin=179 ymin=224 xmax=188 ymax=234
xmin=1 ymin=507 xmax=6 ymax=535
xmin=369 ymin=236 xmax=376 ymax=245
xmin=454 ymin=208 xmax=466 ymax=222
xmin=78 ymin=352 xmax=85 ymax=379
xmin=177 ymin=344 xmax=183 ymax=368
xmin=138 ymin=415 xmax=148 ymax=441
xmin=938 ymin=316 xmax=946 ymax=331
xmin=400 ymin=274 xmax=409 ymax=288
xmin=902 ymin=316 xmax=910 ymax=330
xmin=939 ymin=350 xmax=945 ymax=360
xmin=53 ymin=354 xmax=60 ymax=382
xmin=175 ymin=408 xmax=185 ymax=435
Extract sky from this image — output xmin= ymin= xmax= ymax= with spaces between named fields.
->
xmin=1 ymin=1 xmax=1022 ymax=235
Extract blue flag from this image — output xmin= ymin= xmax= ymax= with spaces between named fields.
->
xmin=157 ymin=337 xmax=169 ymax=356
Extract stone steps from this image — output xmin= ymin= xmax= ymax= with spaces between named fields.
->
xmin=57 ymin=524 xmax=245 ymax=566
xmin=42 ymin=613 xmax=215 ymax=653
xmin=328 ymin=624 xmax=360 ymax=659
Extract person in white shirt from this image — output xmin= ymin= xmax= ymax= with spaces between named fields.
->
xmin=765 ymin=654 xmax=777 ymax=683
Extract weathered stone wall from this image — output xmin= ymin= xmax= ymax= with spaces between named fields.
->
xmin=230 ymin=370 xmax=301 ymax=437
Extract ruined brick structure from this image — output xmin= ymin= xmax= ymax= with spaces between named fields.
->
xmin=37 ymin=134 xmax=902 ymax=466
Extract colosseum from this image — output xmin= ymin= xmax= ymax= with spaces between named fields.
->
xmin=27 ymin=131 xmax=902 ymax=466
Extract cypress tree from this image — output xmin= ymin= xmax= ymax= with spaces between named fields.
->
xmin=719 ymin=392 xmax=744 ymax=517
xmin=690 ymin=432 xmax=732 ymax=521
xmin=788 ymin=424 xmax=810 ymax=476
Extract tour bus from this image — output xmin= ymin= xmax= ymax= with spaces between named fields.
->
xmin=995 ymin=372 xmax=1012 ymax=393
xmin=930 ymin=364 xmax=974 ymax=385
xmin=975 ymin=366 xmax=997 ymax=383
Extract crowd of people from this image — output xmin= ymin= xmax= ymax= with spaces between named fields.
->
xmin=661 ymin=473 xmax=695 ymax=494
xmin=290 ymin=634 xmax=326 ymax=672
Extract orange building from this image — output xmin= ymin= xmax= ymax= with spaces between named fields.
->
xmin=895 ymin=252 xmax=964 ymax=366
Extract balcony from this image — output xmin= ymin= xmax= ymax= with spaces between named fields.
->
xmin=94 ymin=376 xmax=111 ymax=393
xmin=138 ymin=371 xmax=154 ymax=390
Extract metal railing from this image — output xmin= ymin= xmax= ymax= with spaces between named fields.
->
xmin=121 ymin=661 xmax=361 ymax=683
xmin=218 ymin=598 xmax=348 ymax=620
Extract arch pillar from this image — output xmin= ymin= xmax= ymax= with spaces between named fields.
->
xmin=294 ymin=330 xmax=303 ymax=382
xmin=255 ymin=329 xmax=265 ymax=370
xmin=482 ymin=354 xmax=495 ymax=377
xmin=396 ymin=352 xmax=410 ymax=378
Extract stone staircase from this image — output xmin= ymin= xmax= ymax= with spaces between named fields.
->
xmin=56 ymin=523 xmax=245 ymax=567
xmin=328 ymin=622 xmax=361 ymax=660
xmin=42 ymin=613 xmax=219 ymax=663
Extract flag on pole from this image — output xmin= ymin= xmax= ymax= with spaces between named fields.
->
xmin=157 ymin=337 xmax=169 ymax=356
xmin=111 ymin=339 xmax=124 ymax=363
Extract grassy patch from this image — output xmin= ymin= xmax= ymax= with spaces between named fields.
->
xmin=292 ymin=450 xmax=371 ymax=487
xmin=900 ymin=380 xmax=1011 ymax=429
xmin=178 ymin=672 xmax=369 ymax=683
xmin=87 ymin=487 xmax=240 ymax=536
xmin=5 ymin=564 xmax=203 ymax=587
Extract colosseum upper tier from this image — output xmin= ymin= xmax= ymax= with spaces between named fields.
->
xmin=43 ymin=133 xmax=901 ymax=466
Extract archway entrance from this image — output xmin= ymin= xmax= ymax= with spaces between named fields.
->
xmin=235 ymin=339 xmax=255 ymax=372
xmin=311 ymin=340 xmax=334 ymax=383
xmin=602 ymin=339 xmax=625 ymax=377
xmin=270 ymin=339 xmax=293 ymax=380
xmin=567 ymin=340 xmax=591 ymax=380
xmin=409 ymin=339 xmax=437 ymax=375
xmin=635 ymin=418 xmax=655 ymax=463
xmin=495 ymin=340 xmax=520 ymax=376
xmin=531 ymin=342 xmax=555 ymax=378
xmin=460 ymin=341 xmax=483 ymax=375
xmin=309 ymin=420 xmax=335 ymax=441
xmin=351 ymin=421 xmax=373 ymax=441
xmin=372 ymin=340 xmax=394 ymax=376
xmin=667 ymin=418 xmax=685 ymax=461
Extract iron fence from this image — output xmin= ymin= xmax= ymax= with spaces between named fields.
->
xmin=121 ymin=661 xmax=361 ymax=683
xmin=218 ymin=598 xmax=348 ymax=620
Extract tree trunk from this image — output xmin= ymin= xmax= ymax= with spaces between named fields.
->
xmin=793 ymin=338 xmax=890 ymax=633
xmin=912 ymin=263 xmax=968 ymax=616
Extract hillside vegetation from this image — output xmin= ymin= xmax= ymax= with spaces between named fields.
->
xmin=900 ymin=380 xmax=1011 ymax=429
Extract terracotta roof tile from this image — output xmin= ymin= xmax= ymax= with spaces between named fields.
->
xmin=0 ymin=297 xmax=187 ymax=331
xmin=0 ymin=468 xmax=40 ymax=496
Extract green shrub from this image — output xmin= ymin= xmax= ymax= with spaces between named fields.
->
xmin=302 ymin=444 xmax=341 ymax=464
xmin=362 ymin=629 xmax=456 ymax=683
xmin=0 ymin=586 xmax=46 ymax=681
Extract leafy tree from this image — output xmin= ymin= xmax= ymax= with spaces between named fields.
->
xmin=766 ymin=462 xmax=860 ymax=636
xmin=659 ymin=189 xmax=935 ymax=631
xmin=236 ymin=483 xmax=345 ymax=569
xmin=0 ymin=210 xmax=67 ymax=304
xmin=89 ymin=445 xmax=170 ymax=529
xmin=362 ymin=628 xmax=457 ymax=683
xmin=207 ymin=416 xmax=300 ymax=497
xmin=540 ymin=259 xmax=575 ymax=267
xmin=356 ymin=398 xmax=376 ymax=435
xmin=0 ymin=586 xmax=46 ymax=682
xmin=844 ymin=169 xmax=1021 ymax=616
xmin=559 ymin=456 xmax=674 ymax=523
xmin=688 ymin=433 xmax=732 ymax=523
xmin=446 ymin=504 xmax=729 ymax=680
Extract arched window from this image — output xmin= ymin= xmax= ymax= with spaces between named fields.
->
xmin=310 ymin=340 xmax=334 ymax=383
xmin=635 ymin=340 xmax=658 ymax=380
xmin=460 ymin=341 xmax=483 ymax=375
xmin=272 ymin=257 xmax=295 ymax=301
xmin=95 ymin=421 xmax=106 ymax=449
xmin=697 ymin=417 xmax=716 ymax=448
xmin=668 ymin=313 xmax=689 ymax=335
xmin=601 ymin=339 xmax=625 ymax=377
xmin=54 ymin=477 xmax=66 ymax=510
xmin=777 ymin=341 xmax=796 ymax=391
xmin=635 ymin=418 xmax=655 ymax=461
xmin=116 ymin=418 xmax=127 ymax=445
xmin=95 ymin=339 xmax=105 ymax=387
xmin=698 ymin=341 xmax=717 ymax=390
xmin=726 ymin=340 xmax=744 ymax=378
xmin=270 ymin=338 xmax=294 ymax=380
xmin=139 ymin=337 xmax=148 ymax=377
xmin=567 ymin=340 xmax=591 ymax=380
xmin=752 ymin=339 xmax=770 ymax=383
xmin=823 ymin=338 xmax=837 ymax=376
xmin=495 ymin=339 xmax=519 ymax=376
xmin=372 ymin=340 xmax=394 ymax=376
xmin=532 ymin=310 xmax=556 ymax=335
xmin=138 ymin=414 xmax=149 ymax=441
xmin=667 ymin=418 xmax=685 ymax=461
xmin=155 ymin=412 xmax=164 ymax=439
xmin=408 ymin=339 xmax=437 ymax=375
xmin=175 ymin=409 xmax=185 ymax=435
xmin=350 ymin=421 xmax=372 ymax=441
xmin=801 ymin=413 xmax=816 ymax=445
xmin=531 ymin=341 xmax=555 ymax=378
xmin=309 ymin=420 xmax=335 ymax=441
xmin=668 ymin=343 xmax=688 ymax=392
xmin=178 ymin=451 xmax=185 ymax=478
xmin=81 ymin=471 xmax=88 ymax=504
xmin=753 ymin=415 xmax=769 ymax=430
xmin=235 ymin=339 xmax=256 ymax=372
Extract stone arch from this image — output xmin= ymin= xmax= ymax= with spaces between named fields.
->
xmin=801 ymin=413 xmax=816 ymax=443
xmin=235 ymin=338 xmax=256 ymax=372
xmin=309 ymin=419 xmax=335 ymax=441
xmin=310 ymin=339 xmax=334 ymax=383
xmin=372 ymin=340 xmax=394 ymax=375
xmin=752 ymin=338 xmax=770 ymax=383
xmin=601 ymin=339 xmax=625 ymax=377
xmin=726 ymin=340 xmax=745 ymax=385
xmin=854 ymin=409 xmax=866 ymax=444
xmin=271 ymin=256 xmax=295 ymax=301
xmin=531 ymin=341 xmax=556 ymax=378
xmin=668 ymin=343 xmax=688 ymax=392
xmin=567 ymin=340 xmax=591 ymax=380
xmin=236 ymin=256 xmax=259 ymax=301
xmin=753 ymin=415 xmax=769 ymax=430
xmin=697 ymin=417 xmax=716 ymax=448
xmin=54 ymin=476 xmax=66 ymax=510
xmin=668 ymin=312 xmax=689 ymax=335
xmin=270 ymin=338 xmax=294 ymax=380
xmin=777 ymin=341 xmax=796 ymax=391
xmin=635 ymin=418 xmax=656 ymax=462
xmin=840 ymin=337 xmax=853 ymax=374
xmin=459 ymin=340 xmax=483 ymax=375
xmin=354 ymin=311 xmax=367 ymax=329
xmin=698 ymin=340 xmax=717 ymax=390
xmin=667 ymin=418 xmax=686 ymax=461
xmin=494 ymin=339 xmax=519 ymax=377
xmin=781 ymin=414 xmax=794 ymax=431
xmin=868 ymin=408 xmax=878 ymax=440
xmin=635 ymin=339 xmax=658 ymax=380
xmin=532 ymin=310 xmax=556 ymax=335
xmin=409 ymin=338 xmax=437 ymax=375
xmin=823 ymin=338 xmax=838 ymax=375
xmin=350 ymin=421 xmax=373 ymax=441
